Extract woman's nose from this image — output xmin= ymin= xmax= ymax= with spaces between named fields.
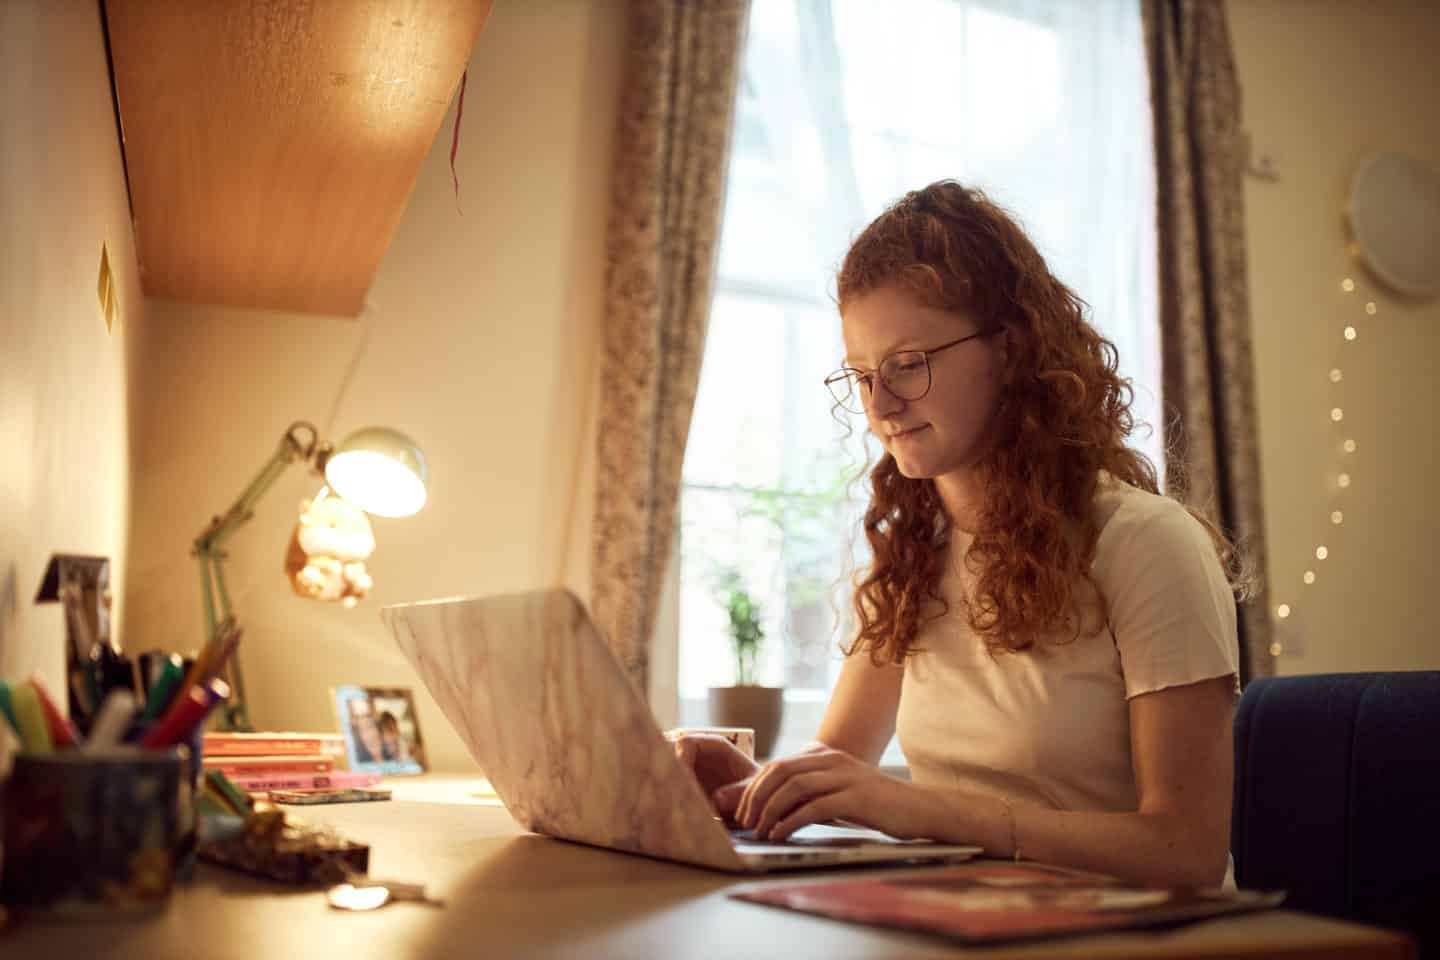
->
xmin=865 ymin=377 xmax=904 ymax=417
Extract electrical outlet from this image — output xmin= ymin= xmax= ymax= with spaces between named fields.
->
xmin=97 ymin=242 xmax=118 ymax=333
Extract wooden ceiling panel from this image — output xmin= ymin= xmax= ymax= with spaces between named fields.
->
xmin=105 ymin=0 xmax=492 ymax=316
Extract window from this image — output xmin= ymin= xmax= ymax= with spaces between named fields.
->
xmin=677 ymin=0 xmax=1157 ymax=758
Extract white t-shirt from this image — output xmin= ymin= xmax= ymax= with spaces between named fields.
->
xmin=895 ymin=478 xmax=1239 ymax=813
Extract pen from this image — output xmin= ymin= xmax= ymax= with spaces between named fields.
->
xmin=185 ymin=677 xmax=232 ymax=742
xmin=175 ymin=617 xmax=236 ymax=697
xmin=137 ymin=650 xmax=171 ymax=697
xmin=10 ymin=682 xmax=54 ymax=754
xmin=0 ymin=681 xmax=20 ymax=740
xmin=137 ymin=653 xmax=186 ymax=727
xmin=84 ymin=689 xmax=138 ymax=752
xmin=203 ymin=624 xmax=244 ymax=686
xmin=140 ymin=677 xmax=230 ymax=749
xmin=30 ymin=675 xmax=80 ymax=748
xmin=139 ymin=684 xmax=207 ymax=749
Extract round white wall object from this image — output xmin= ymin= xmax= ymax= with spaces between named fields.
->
xmin=1347 ymin=152 xmax=1440 ymax=299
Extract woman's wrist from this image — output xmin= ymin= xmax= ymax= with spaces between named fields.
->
xmin=906 ymin=783 xmax=1008 ymax=850
xmin=842 ymin=771 xmax=1025 ymax=855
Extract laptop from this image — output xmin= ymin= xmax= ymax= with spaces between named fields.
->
xmin=381 ymin=587 xmax=981 ymax=873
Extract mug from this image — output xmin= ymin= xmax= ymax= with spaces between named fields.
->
xmin=664 ymin=726 xmax=756 ymax=760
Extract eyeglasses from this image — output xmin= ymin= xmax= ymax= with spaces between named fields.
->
xmin=823 ymin=329 xmax=998 ymax=415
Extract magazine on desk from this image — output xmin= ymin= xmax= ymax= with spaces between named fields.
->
xmin=732 ymin=861 xmax=1285 ymax=945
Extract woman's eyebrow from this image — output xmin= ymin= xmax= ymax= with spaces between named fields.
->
xmin=843 ymin=338 xmax=930 ymax=369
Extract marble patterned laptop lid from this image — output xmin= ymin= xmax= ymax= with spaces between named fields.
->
xmin=381 ymin=588 xmax=744 ymax=871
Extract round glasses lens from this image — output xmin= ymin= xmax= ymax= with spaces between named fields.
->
xmin=880 ymin=352 xmax=930 ymax=400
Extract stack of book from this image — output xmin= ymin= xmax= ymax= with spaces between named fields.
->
xmin=202 ymin=731 xmax=378 ymax=795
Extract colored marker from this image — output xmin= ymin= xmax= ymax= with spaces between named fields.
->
xmin=9 ymin=682 xmax=54 ymax=754
xmin=30 ymin=675 xmax=80 ymax=748
xmin=137 ymin=654 xmax=186 ymax=727
xmin=0 ymin=681 xmax=20 ymax=740
xmin=141 ymin=677 xmax=229 ymax=749
xmin=84 ymin=689 xmax=139 ymax=752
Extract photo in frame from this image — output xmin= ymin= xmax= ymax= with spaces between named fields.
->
xmin=332 ymin=685 xmax=426 ymax=775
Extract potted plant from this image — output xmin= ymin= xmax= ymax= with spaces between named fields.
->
xmin=707 ymin=572 xmax=784 ymax=759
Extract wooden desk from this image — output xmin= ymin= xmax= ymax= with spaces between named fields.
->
xmin=5 ymin=777 xmax=1415 ymax=959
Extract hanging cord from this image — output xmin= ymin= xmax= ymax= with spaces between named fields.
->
xmin=324 ymin=302 xmax=374 ymax=442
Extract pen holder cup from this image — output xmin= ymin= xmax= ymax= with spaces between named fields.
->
xmin=0 ymin=747 xmax=190 ymax=914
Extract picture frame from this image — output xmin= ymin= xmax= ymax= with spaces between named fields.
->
xmin=332 ymin=685 xmax=426 ymax=775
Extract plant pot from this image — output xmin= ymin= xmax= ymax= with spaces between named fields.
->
xmin=707 ymin=685 xmax=784 ymax=760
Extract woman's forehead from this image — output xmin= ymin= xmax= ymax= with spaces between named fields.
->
xmin=841 ymin=288 xmax=978 ymax=363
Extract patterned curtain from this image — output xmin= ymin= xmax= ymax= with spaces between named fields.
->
xmin=592 ymin=0 xmax=749 ymax=697
xmin=1142 ymin=0 xmax=1273 ymax=684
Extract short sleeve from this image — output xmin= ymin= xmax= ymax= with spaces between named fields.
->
xmin=1092 ymin=493 xmax=1240 ymax=700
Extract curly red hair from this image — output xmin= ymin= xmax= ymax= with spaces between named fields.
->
xmin=839 ymin=181 xmax=1236 ymax=663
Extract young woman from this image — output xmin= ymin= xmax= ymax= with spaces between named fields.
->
xmin=676 ymin=180 xmax=1243 ymax=888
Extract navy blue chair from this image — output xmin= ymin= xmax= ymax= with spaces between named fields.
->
xmin=1232 ymin=671 xmax=1440 ymax=957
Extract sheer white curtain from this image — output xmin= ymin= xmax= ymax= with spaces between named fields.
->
xmin=677 ymin=0 xmax=1158 ymax=753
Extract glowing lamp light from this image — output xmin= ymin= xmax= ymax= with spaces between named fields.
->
xmin=323 ymin=427 xmax=429 ymax=518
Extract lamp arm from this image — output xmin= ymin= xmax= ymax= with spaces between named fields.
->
xmin=194 ymin=422 xmax=320 ymax=557
xmin=192 ymin=421 xmax=320 ymax=731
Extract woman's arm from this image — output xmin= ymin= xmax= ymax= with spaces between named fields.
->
xmin=812 ymin=648 xmax=905 ymax=764
xmin=738 ymin=675 xmax=1235 ymax=888
xmin=935 ymin=674 xmax=1234 ymax=886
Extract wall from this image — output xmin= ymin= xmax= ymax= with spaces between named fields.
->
xmin=1230 ymin=0 xmax=1440 ymax=674
xmin=28 ymin=0 xmax=1423 ymax=778
xmin=124 ymin=2 xmax=624 ymax=771
xmin=0 ymin=1 xmax=143 ymax=692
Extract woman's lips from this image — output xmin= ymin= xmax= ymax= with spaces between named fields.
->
xmin=888 ymin=424 xmax=929 ymax=442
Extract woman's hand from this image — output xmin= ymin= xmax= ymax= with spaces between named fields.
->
xmin=672 ymin=733 xmax=760 ymax=818
xmin=728 ymin=743 xmax=942 ymax=842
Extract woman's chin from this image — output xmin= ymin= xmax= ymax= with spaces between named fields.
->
xmin=889 ymin=445 xmax=978 ymax=481
xmin=891 ymin=452 xmax=939 ymax=480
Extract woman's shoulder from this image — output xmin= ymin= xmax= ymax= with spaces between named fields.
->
xmin=1091 ymin=476 xmax=1211 ymax=565
xmin=1087 ymin=478 xmax=1240 ymax=698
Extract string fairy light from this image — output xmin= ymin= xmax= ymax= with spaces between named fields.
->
xmin=1269 ymin=269 xmax=1375 ymax=658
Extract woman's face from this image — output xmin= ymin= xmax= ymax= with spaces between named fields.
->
xmin=840 ymin=286 xmax=1005 ymax=481
xmin=355 ymin=715 xmax=384 ymax=759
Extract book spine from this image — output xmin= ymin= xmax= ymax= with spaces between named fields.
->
xmin=206 ymin=758 xmax=334 ymax=777
xmin=202 ymin=737 xmax=335 ymax=756
xmin=225 ymin=771 xmax=382 ymax=792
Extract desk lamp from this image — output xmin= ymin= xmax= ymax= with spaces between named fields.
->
xmin=193 ymin=421 xmax=428 ymax=730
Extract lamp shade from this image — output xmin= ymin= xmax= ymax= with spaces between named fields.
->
xmin=324 ymin=427 xmax=428 ymax=517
